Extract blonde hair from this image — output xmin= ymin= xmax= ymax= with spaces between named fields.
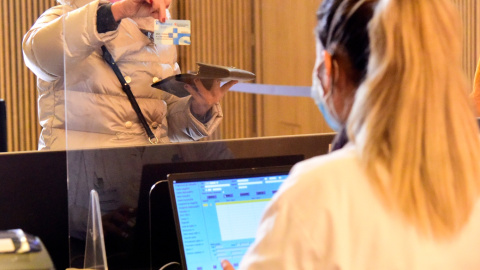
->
xmin=348 ymin=0 xmax=480 ymax=239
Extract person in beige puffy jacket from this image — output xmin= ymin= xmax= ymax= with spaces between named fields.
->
xmin=23 ymin=0 xmax=237 ymax=150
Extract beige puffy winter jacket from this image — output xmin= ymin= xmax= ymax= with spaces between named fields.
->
xmin=23 ymin=0 xmax=223 ymax=150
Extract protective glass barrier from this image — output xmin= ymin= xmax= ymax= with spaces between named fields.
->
xmin=59 ymin=0 xmax=329 ymax=152
xmin=10 ymin=0 xmax=480 ymax=153
xmin=60 ymin=0 xmax=333 ymax=269
xmin=63 ymin=135 xmax=334 ymax=269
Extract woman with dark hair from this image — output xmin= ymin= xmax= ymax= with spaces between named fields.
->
xmin=221 ymin=0 xmax=377 ymax=268
xmin=313 ymin=0 xmax=375 ymax=151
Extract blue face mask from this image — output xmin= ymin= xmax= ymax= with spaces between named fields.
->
xmin=311 ymin=74 xmax=342 ymax=132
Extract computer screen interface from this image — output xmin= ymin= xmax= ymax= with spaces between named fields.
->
xmin=170 ymin=170 xmax=289 ymax=269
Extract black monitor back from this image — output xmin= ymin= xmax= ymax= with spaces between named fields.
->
xmin=0 ymin=99 xmax=6 ymax=152
xmin=139 ymin=155 xmax=304 ymax=269
xmin=0 ymin=150 xmax=69 ymax=269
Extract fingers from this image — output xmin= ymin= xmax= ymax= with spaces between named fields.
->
xmin=184 ymin=83 xmax=202 ymax=100
xmin=209 ymin=79 xmax=222 ymax=90
xmin=192 ymin=78 xmax=209 ymax=93
xmin=186 ymin=81 xmax=214 ymax=116
xmin=193 ymin=78 xmax=223 ymax=96
xmin=158 ymin=0 xmax=167 ymax=23
xmin=187 ymin=78 xmax=232 ymax=107
xmin=221 ymin=260 xmax=235 ymax=270
xmin=150 ymin=0 xmax=167 ymax=22
xmin=221 ymin=80 xmax=239 ymax=92
xmin=193 ymin=78 xmax=219 ymax=99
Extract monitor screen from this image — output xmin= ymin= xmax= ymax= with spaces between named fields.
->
xmin=143 ymin=155 xmax=303 ymax=269
xmin=168 ymin=166 xmax=291 ymax=269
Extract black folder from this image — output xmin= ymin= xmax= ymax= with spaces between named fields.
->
xmin=151 ymin=62 xmax=255 ymax=97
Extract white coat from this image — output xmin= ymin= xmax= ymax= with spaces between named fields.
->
xmin=239 ymin=145 xmax=480 ymax=269
xmin=23 ymin=0 xmax=223 ymax=150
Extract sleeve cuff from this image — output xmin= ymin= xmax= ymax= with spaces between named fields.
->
xmin=97 ymin=3 xmax=120 ymax=33
xmin=192 ymin=108 xmax=213 ymax=124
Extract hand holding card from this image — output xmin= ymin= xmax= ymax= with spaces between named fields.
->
xmin=111 ymin=0 xmax=170 ymax=22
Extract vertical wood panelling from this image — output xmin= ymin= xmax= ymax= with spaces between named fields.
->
xmin=0 ymin=0 xmax=55 ymax=151
xmin=253 ymin=0 xmax=479 ymax=138
xmin=177 ymin=0 xmax=256 ymax=140
xmin=0 ymin=1 xmax=7 ymax=148
xmin=254 ymin=0 xmax=328 ymax=137
xmin=452 ymin=0 xmax=479 ymax=85
xmin=253 ymin=1 xmax=264 ymax=137
xmin=1 ymin=0 xmax=478 ymax=151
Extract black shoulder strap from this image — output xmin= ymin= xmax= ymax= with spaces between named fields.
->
xmin=101 ymin=46 xmax=158 ymax=144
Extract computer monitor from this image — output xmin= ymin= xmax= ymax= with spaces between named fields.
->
xmin=142 ymin=155 xmax=303 ymax=269
xmin=167 ymin=165 xmax=293 ymax=269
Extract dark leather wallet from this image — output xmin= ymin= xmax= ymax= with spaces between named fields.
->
xmin=151 ymin=62 xmax=255 ymax=97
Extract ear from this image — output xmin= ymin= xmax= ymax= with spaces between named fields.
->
xmin=323 ymin=50 xmax=333 ymax=77
xmin=321 ymin=50 xmax=334 ymax=97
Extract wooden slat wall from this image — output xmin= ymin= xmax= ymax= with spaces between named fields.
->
xmin=452 ymin=0 xmax=480 ymax=85
xmin=253 ymin=0 xmax=328 ymax=137
xmin=0 ymin=0 xmax=56 ymax=152
xmin=176 ymin=0 xmax=256 ymax=140
xmin=0 ymin=0 xmax=478 ymax=151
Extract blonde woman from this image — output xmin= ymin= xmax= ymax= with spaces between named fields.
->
xmin=222 ymin=0 xmax=480 ymax=269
